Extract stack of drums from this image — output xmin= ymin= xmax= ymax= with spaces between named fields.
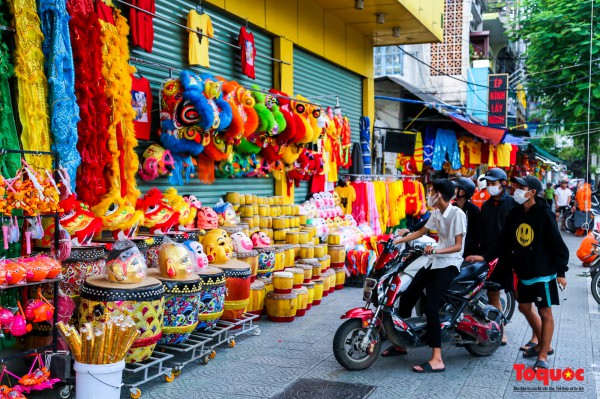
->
xmin=60 ymin=244 xmax=107 ymax=298
xmin=260 ymin=275 xmax=273 ymax=296
xmin=302 ymin=281 xmax=315 ymax=310
xmin=319 ymin=255 xmax=331 ymax=274
xmin=286 ymin=245 xmax=298 ymax=267
xmin=246 ymin=279 xmax=266 ymax=316
xmin=334 ymin=266 xmax=346 ymax=290
xmin=328 ymin=244 xmax=346 ymax=269
xmin=271 ymin=245 xmax=287 ymax=272
xmin=284 ymin=267 xmax=304 ymax=289
xmin=296 ymin=264 xmax=313 ymax=283
xmin=299 ymin=244 xmax=314 ymax=260
xmin=293 ymin=286 xmax=309 ymax=317
xmin=266 ymin=271 xmax=297 ymax=322
xmin=150 ymin=270 xmax=201 ymax=345
xmin=324 ymin=268 xmax=336 ymax=294
xmin=256 ymin=247 xmax=275 ymax=278
xmin=196 ymin=266 xmax=226 ymax=331
xmin=79 ymin=276 xmax=164 ymax=363
xmin=312 ymin=279 xmax=324 ymax=305
xmin=218 ymin=260 xmax=252 ymax=321
xmin=234 ymin=250 xmax=259 ymax=282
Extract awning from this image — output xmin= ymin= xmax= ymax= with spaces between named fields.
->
xmin=447 ymin=113 xmax=507 ymax=144
xmin=530 ymin=144 xmax=565 ymax=164
xmin=377 ymin=76 xmax=441 ymax=105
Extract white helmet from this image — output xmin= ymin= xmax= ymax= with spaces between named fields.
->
xmin=477 ymin=174 xmax=487 ymax=190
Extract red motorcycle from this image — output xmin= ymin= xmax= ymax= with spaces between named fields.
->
xmin=333 ymin=237 xmax=505 ymax=370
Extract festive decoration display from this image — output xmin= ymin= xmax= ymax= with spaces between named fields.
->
xmin=136 ymin=188 xmax=179 ymax=234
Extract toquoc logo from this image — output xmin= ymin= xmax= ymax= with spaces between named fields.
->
xmin=514 ymin=364 xmax=584 ymax=386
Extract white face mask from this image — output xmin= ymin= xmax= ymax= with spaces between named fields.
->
xmin=487 ymin=185 xmax=502 ymax=196
xmin=513 ymin=188 xmax=530 ymax=205
xmin=427 ymin=193 xmax=439 ymax=208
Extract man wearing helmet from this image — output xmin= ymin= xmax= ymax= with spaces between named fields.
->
xmin=472 ymin=174 xmax=490 ymax=208
xmin=466 ymin=167 xmax=520 ymax=346
xmin=452 ymin=177 xmax=480 ymax=257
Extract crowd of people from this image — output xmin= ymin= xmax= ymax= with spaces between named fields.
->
xmin=384 ymin=169 xmax=570 ymax=374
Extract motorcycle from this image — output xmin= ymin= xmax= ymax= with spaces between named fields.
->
xmin=333 ymin=236 xmax=505 ymax=371
xmin=584 ymin=230 xmax=600 ymax=304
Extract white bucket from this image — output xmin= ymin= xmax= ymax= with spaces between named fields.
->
xmin=74 ymin=360 xmax=125 ymax=399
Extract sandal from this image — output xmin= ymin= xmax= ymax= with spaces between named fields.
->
xmin=523 ymin=346 xmax=554 ymax=358
xmin=381 ymin=345 xmax=408 ymax=357
xmin=519 ymin=341 xmax=537 ymax=351
xmin=533 ymin=359 xmax=549 ymax=371
xmin=413 ymin=362 xmax=445 ymax=373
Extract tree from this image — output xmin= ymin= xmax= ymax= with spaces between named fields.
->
xmin=507 ymin=0 xmax=600 ymax=177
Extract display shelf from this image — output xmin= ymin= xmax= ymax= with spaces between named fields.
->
xmin=0 ymin=277 xmax=62 ymax=291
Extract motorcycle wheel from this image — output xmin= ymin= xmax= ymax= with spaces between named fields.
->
xmin=565 ymin=214 xmax=576 ymax=233
xmin=333 ymin=319 xmax=381 ymax=371
xmin=464 ymin=321 xmax=503 ymax=357
xmin=480 ymin=290 xmax=515 ymax=322
xmin=591 ymin=271 xmax=600 ymax=305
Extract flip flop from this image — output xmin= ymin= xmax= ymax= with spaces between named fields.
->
xmin=519 ymin=341 xmax=537 ymax=351
xmin=533 ymin=359 xmax=549 ymax=371
xmin=413 ymin=362 xmax=445 ymax=373
xmin=523 ymin=346 xmax=554 ymax=358
xmin=381 ymin=345 xmax=408 ymax=357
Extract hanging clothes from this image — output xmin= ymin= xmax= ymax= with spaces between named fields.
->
xmin=359 ymin=116 xmax=372 ymax=174
xmin=351 ymin=181 xmax=368 ymax=224
xmin=423 ymin=125 xmax=436 ymax=166
xmin=131 ymin=74 xmax=152 ymax=140
xmin=335 ymin=183 xmax=356 ymax=215
xmin=39 ymin=0 xmax=81 ymax=192
xmin=129 ymin=0 xmax=155 ymax=53
xmin=187 ymin=9 xmax=213 ymax=67
xmin=496 ymin=143 xmax=512 ymax=167
xmin=467 ymin=139 xmax=482 ymax=165
xmin=432 ymin=128 xmax=461 ymax=171
xmin=238 ymin=26 xmax=256 ymax=79
xmin=366 ymin=182 xmax=381 ymax=235
xmin=348 ymin=142 xmax=364 ymax=175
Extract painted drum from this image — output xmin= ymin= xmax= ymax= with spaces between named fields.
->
xmin=218 ymin=260 xmax=252 ymax=321
xmin=225 ymin=192 xmax=240 ymax=204
xmin=297 ymin=231 xmax=309 ymax=245
xmin=246 ymin=280 xmax=266 ymax=315
xmin=79 ymin=276 xmax=164 ymax=363
xmin=333 ymin=266 xmax=346 ymax=290
xmin=271 ymin=245 xmax=287 ymax=272
xmin=234 ymin=250 xmax=259 ymax=282
xmin=299 ymin=245 xmax=314 ymax=259
xmin=60 ymin=245 xmax=107 ymax=297
xmin=296 ymin=264 xmax=313 ymax=283
xmin=312 ymin=278 xmax=324 ymax=305
xmin=313 ymin=244 xmax=327 ymax=259
xmin=259 ymin=276 xmax=273 ymax=297
xmin=283 ymin=267 xmax=304 ymax=288
xmin=272 ymin=271 xmax=294 ymax=294
xmin=265 ymin=291 xmax=297 ymax=322
xmin=302 ymin=282 xmax=315 ymax=310
xmin=327 ymin=233 xmax=341 ymax=245
xmin=292 ymin=286 xmax=309 ymax=317
xmin=318 ymin=255 xmax=331 ymax=273
xmin=196 ymin=266 xmax=226 ymax=331
xmin=285 ymin=245 xmax=297 ymax=268
xmin=255 ymin=247 xmax=275 ymax=278
xmin=328 ymin=245 xmax=346 ymax=264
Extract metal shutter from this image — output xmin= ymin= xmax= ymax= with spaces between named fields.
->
xmin=130 ymin=2 xmax=275 ymax=206
xmin=293 ymin=47 xmax=362 ymax=200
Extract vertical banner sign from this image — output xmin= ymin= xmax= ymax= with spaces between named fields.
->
xmin=488 ymin=74 xmax=508 ymax=128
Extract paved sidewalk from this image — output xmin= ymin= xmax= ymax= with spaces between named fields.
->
xmin=61 ymin=232 xmax=599 ymax=399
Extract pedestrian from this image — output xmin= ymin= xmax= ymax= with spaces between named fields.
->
xmin=554 ymin=179 xmax=572 ymax=231
xmin=544 ymin=182 xmax=555 ymax=210
xmin=466 ymin=168 xmax=522 ymax=346
xmin=386 ymin=179 xmax=466 ymax=373
xmin=487 ymin=175 xmax=569 ymax=371
xmin=472 ymin=174 xmax=490 ymax=209
xmin=452 ymin=177 xmax=480 ymax=257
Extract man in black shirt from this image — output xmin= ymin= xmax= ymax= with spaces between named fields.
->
xmin=452 ymin=177 xmax=480 ymax=257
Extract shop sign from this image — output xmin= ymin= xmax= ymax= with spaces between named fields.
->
xmin=488 ymin=74 xmax=509 ymax=128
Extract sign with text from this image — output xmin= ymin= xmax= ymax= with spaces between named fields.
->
xmin=488 ymin=74 xmax=509 ymax=128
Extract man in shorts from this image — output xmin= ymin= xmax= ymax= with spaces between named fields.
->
xmin=487 ymin=176 xmax=569 ymax=370
xmin=554 ymin=179 xmax=572 ymax=231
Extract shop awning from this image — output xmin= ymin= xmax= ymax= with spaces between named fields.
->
xmin=530 ymin=144 xmax=565 ymax=164
xmin=447 ymin=113 xmax=507 ymax=144
xmin=378 ymin=76 xmax=441 ymax=104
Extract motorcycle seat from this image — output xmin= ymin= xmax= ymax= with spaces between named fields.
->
xmin=452 ymin=261 xmax=488 ymax=283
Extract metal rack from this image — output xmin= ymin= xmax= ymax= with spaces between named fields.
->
xmin=193 ymin=313 xmax=260 ymax=351
xmin=122 ymin=351 xmax=175 ymax=399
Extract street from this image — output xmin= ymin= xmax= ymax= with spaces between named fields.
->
xmin=124 ymin=232 xmax=598 ymax=399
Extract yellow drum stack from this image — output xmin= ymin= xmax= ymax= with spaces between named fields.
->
xmin=246 ymin=279 xmax=266 ymax=315
xmin=328 ymin=244 xmax=346 ymax=268
xmin=312 ymin=279 xmax=324 ymax=305
xmin=293 ymin=286 xmax=309 ymax=317
xmin=302 ymin=282 xmax=315 ymax=310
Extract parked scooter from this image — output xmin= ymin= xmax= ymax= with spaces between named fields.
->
xmin=332 ymin=236 xmax=504 ymax=371
xmin=582 ymin=230 xmax=600 ymax=304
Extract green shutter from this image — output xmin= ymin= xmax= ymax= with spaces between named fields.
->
xmin=292 ymin=47 xmax=362 ymax=201
xmin=130 ymin=2 xmax=275 ymax=206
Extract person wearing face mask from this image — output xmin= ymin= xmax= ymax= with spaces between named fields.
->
xmin=383 ymin=179 xmax=466 ymax=373
xmin=486 ymin=175 xmax=569 ymax=371
xmin=471 ymin=174 xmax=491 ymax=209
xmin=452 ymin=177 xmax=480 ymax=257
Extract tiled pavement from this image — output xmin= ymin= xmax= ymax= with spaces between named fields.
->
xmin=48 ymin=232 xmax=600 ymax=398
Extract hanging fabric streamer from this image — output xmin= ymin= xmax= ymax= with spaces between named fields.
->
xmin=0 ymin=8 xmax=20 ymax=178
xmin=359 ymin=116 xmax=372 ymax=175
xmin=39 ymin=0 xmax=81 ymax=192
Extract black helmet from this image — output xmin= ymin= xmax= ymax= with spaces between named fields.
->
xmin=453 ymin=177 xmax=476 ymax=199
xmin=483 ymin=168 xmax=508 ymax=182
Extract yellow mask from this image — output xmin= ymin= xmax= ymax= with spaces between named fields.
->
xmin=158 ymin=243 xmax=194 ymax=279
xmin=202 ymin=229 xmax=233 ymax=264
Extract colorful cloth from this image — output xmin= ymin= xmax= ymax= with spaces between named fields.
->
xmin=129 ymin=0 xmax=155 ymax=52
xmin=423 ymin=126 xmax=436 ymax=166
xmin=238 ymin=26 xmax=255 ymax=79
xmin=131 ymin=75 xmax=152 ymax=140
xmin=432 ymin=128 xmax=461 ymax=171
xmin=335 ymin=184 xmax=356 ymax=215
xmin=496 ymin=143 xmax=512 ymax=167
xmin=359 ymin=116 xmax=371 ymax=174
xmin=187 ymin=10 xmax=213 ymax=67
xmin=39 ymin=0 xmax=81 ymax=192
xmin=467 ymin=140 xmax=482 ymax=165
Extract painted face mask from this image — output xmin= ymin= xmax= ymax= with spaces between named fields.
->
xmin=106 ymin=241 xmax=147 ymax=284
xmin=197 ymin=207 xmax=219 ymax=230
xmin=251 ymin=231 xmax=271 ymax=248
xmin=202 ymin=229 xmax=234 ymax=264
xmin=230 ymin=232 xmax=254 ymax=252
xmin=158 ymin=242 xmax=194 ymax=279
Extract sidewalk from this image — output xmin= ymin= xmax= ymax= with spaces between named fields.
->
xmin=87 ymin=232 xmax=600 ymax=398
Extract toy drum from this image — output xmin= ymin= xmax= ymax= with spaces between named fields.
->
xmin=319 ymin=255 xmax=331 ymax=273
xmin=239 ymin=205 xmax=253 ymax=218
xmin=328 ymin=233 xmax=341 ymax=245
xmin=265 ymin=291 xmax=297 ymax=322
xmin=196 ymin=266 xmax=226 ymax=331
xmin=302 ymin=282 xmax=315 ymax=310
xmin=246 ymin=280 xmax=266 ymax=315
xmin=272 ymin=271 xmax=294 ymax=294
xmin=333 ymin=267 xmax=346 ymax=290
xmin=241 ymin=217 xmax=254 ymax=229
xmin=272 ymin=245 xmax=287 ymax=271
xmin=291 ymin=205 xmax=299 ymax=215
xmin=328 ymin=245 xmax=346 ymax=265
xmin=256 ymin=247 xmax=275 ymax=278
xmin=260 ymin=276 xmax=273 ymax=296
xmin=245 ymin=194 xmax=254 ymax=204
xmin=153 ymin=272 xmax=202 ymax=345
xmin=313 ymin=279 xmax=324 ymax=305
xmin=281 ymin=205 xmax=291 ymax=215
xmin=259 ymin=216 xmax=272 ymax=229
xmin=297 ymin=231 xmax=309 ymax=244
xmin=219 ymin=260 xmax=252 ymax=321
xmin=302 ymin=226 xmax=316 ymax=240
xmin=272 ymin=217 xmax=286 ymax=230
xmin=296 ymin=265 xmax=312 ymax=283
xmin=234 ymin=250 xmax=259 ymax=281
xmin=79 ymin=276 xmax=165 ymax=363
xmin=163 ymin=230 xmax=200 ymax=244
xmin=273 ymin=228 xmax=289 ymax=242
xmin=312 ymin=237 xmax=320 ymax=245
xmin=258 ymin=205 xmax=270 ymax=217
xmin=60 ymin=245 xmax=107 ymax=297
xmin=313 ymin=244 xmax=327 ymax=258
xmin=222 ymin=226 xmax=243 ymax=236
xmin=285 ymin=232 xmax=299 ymax=245
xmin=146 ymin=235 xmax=165 ymax=269
xmin=325 ymin=268 xmax=336 ymax=294
xmin=299 ymin=215 xmax=308 ymax=225
xmin=293 ymin=286 xmax=309 ymax=317
xmin=253 ymin=215 xmax=261 ymax=229
xmin=299 ymin=245 xmax=314 ymax=259
xmin=321 ymin=272 xmax=331 ymax=296
xmin=285 ymin=246 xmax=297 ymax=267
xmin=226 ymin=192 xmax=240 ymax=204
xmin=284 ymin=267 xmax=304 ymax=288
